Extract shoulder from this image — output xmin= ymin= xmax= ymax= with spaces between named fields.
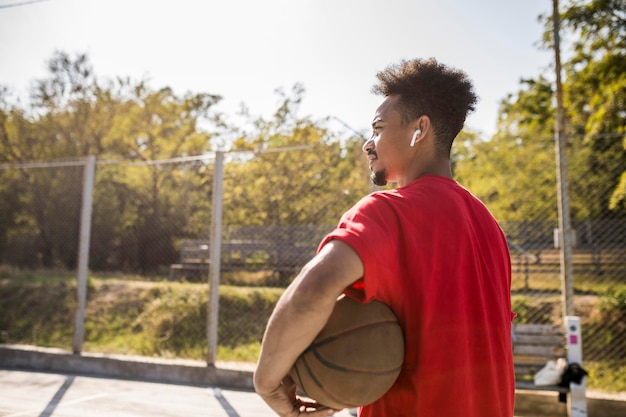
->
xmin=343 ymin=190 xmax=399 ymax=222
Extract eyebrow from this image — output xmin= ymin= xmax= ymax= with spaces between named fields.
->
xmin=371 ymin=117 xmax=382 ymax=128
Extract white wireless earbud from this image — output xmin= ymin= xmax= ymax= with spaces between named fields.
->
xmin=410 ymin=129 xmax=422 ymax=147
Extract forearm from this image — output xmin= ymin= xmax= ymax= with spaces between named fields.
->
xmin=253 ymin=240 xmax=364 ymax=417
xmin=254 ymin=268 xmax=338 ymax=394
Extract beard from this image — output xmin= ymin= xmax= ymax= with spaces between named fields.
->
xmin=371 ymin=168 xmax=387 ymax=186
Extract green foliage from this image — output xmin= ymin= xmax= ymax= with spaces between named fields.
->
xmin=611 ymin=171 xmax=626 ymax=211
xmin=453 ymin=0 xmax=625 ymax=224
xmin=600 ymin=288 xmax=626 ymax=313
xmin=217 ymin=342 xmax=261 ymax=362
xmin=0 ymin=273 xmax=281 ymax=362
xmin=453 ymin=77 xmax=558 ymax=223
xmin=584 ymin=361 xmax=626 ymax=393
xmin=583 ymin=291 xmax=626 ymax=366
xmin=0 ymin=52 xmax=226 ymax=273
xmin=0 ymin=280 xmax=75 ymax=347
xmin=511 ymin=295 xmax=557 ymax=324
xmin=556 ymin=0 xmax=626 ymax=215
xmin=130 ymin=285 xmax=208 ymax=357
xmin=0 ymin=53 xmax=369 ymax=275
xmin=224 ymin=85 xmax=369 ymax=227
xmin=2 ymin=272 xmax=624 ymax=390
xmin=221 ymin=286 xmax=282 ymax=342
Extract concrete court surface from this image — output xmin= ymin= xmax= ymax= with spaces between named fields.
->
xmin=0 ymin=369 xmax=566 ymax=417
xmin=3 ymin=369 xmax=626 ymax=417
xmin=0 ymin=369 xmax=355 ymax=417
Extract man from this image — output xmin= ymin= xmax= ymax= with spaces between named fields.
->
xmin=254 ymin=58 xmax=515 ymax=417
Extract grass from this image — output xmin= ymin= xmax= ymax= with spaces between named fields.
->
xmin=0 ymin=268 xmax=281 ymax=363
xmin=512 ymin=268 xmax=626 ymax=294
xmin=1 ymin=267 xmax=624 ymax=394
xmin=584 ymin=361 xmax=626 ymax=393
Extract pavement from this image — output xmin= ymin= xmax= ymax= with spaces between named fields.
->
xmin=0 ymin=369 xmax=355 ymax=417
xmin=1 ymin=344 xmax=625 ymax=417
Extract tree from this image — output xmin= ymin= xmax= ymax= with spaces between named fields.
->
xmin=93 ymin=80 xmax=222 ymax=273
xmin=453 ymin=0 xmax=625 ymax=242
xmin=224 ymin=85 xmax=369 ymax=227
xmin=0 ymin=51 xmax=226 ymax=273
xmin=0 ymin=90 xmax=25 ymax=260
xmin=453 ymin=77 xmax=557 ymax=224
xmin=221 ymin=85 xmax=371 ymax=284
xmin=0 ymin=53 xmax=91 ymax=268
xmin=540 ymin=0 xmax=626 ymax=215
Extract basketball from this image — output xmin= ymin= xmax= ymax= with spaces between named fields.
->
xmin=289 ymin=296 xmax=404 ymax=409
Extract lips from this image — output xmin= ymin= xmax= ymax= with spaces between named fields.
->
xmin=368 ymin=151 xmax=378 ymax=166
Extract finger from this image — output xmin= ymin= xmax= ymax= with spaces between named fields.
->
xmin=296 ymin=398 xmax=317 ymax=407
xmin=298 ymin=402 xmax=341 ymax=413
xmin=298 ymin=406 xmax=340 ymax=416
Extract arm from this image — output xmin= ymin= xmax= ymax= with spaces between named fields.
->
xmin=254 ymin=240 xmax=364 ymax=416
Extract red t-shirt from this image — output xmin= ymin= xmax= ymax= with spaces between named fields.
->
xmin=319 ymin=175 xmax=515 ymax=417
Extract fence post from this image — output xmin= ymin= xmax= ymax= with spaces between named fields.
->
xmin=72 ymin=156 xmax=96 ymax=354
xmin=552 ymin=0 xmax=575 ymax=318
xmin=207 ymin=151 xmax=224 ymax=365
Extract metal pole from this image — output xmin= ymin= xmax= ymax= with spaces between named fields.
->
xmin=552 ymin=0 xmax=575 ymax=317
xmin=207 ymin=151 xmax=224 ymax=365
xmin=72 ymin=156 xmax=96 ymax=354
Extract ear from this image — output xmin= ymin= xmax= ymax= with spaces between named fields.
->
xmin=413 ymin=115 xmax=431 ymax=135
xmin=409 ymin=116 xmax=431 ymax=147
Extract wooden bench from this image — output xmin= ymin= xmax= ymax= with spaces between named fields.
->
xmin=513 ymin=316 xmax=587 ymax=416
xmin=511 ymin=247 xmax=626 ymax=270
xmin=169 ymin=239 xmax=318 ymax=281
xmin=510 ymin=247 xmax=626 ymax=290
xmin=169 ymin=240 xmax=211 ymax=280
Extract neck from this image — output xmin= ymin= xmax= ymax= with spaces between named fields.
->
xmin=398 ymin=158 xmax=452 ymax=187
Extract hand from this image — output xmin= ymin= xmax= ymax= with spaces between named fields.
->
xmin=259 ymin=375 xmax=340 ymax=417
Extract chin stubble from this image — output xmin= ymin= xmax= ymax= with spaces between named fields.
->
xmin=371 ymin=169 xmax=387 ymax=187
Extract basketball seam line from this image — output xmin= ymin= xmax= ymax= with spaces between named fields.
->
xmin=302 ymin=352 xmax=361 ymax=408
xmin=306 ymin=320 xmax=400 ymax=351
xmin=311 ymin=348 xmax=403 ymax=375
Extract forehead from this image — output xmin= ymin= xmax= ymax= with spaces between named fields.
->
xmin=373 ymin=95 xmax=402 ymax=125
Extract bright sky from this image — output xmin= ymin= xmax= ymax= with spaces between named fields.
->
xmin=0 ymin=0 xmax=554 ymax=138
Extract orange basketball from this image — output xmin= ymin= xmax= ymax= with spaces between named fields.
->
xmin=289 ymin=296 xmax=404 ymax=409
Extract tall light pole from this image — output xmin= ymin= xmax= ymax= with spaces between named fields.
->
xmin=552 ymin=0 xmax=575 ymax=317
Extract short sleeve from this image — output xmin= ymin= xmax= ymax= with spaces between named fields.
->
xmin=318 ymin=193 xmax=400 ymax=303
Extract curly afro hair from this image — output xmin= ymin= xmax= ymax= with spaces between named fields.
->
xmin=372 ymin=58 xmax=478 ymax=156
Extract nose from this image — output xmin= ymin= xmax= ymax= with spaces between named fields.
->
xmin=362 ymin=137 xmax=375 ymax=153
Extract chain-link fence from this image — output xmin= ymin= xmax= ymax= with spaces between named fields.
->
xmin=0 ymin=144 xmax=369 ymax=363
xmin=0 ymin=137 xmax=624 ymax=378
xmin=501 ymin=133 xmax=626 ymax=368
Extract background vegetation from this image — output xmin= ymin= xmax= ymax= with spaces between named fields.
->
xmin=0 ymin=269 xmax=624 ymax=393
xmin=0 ymin=1 xmax=623 ymax=273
